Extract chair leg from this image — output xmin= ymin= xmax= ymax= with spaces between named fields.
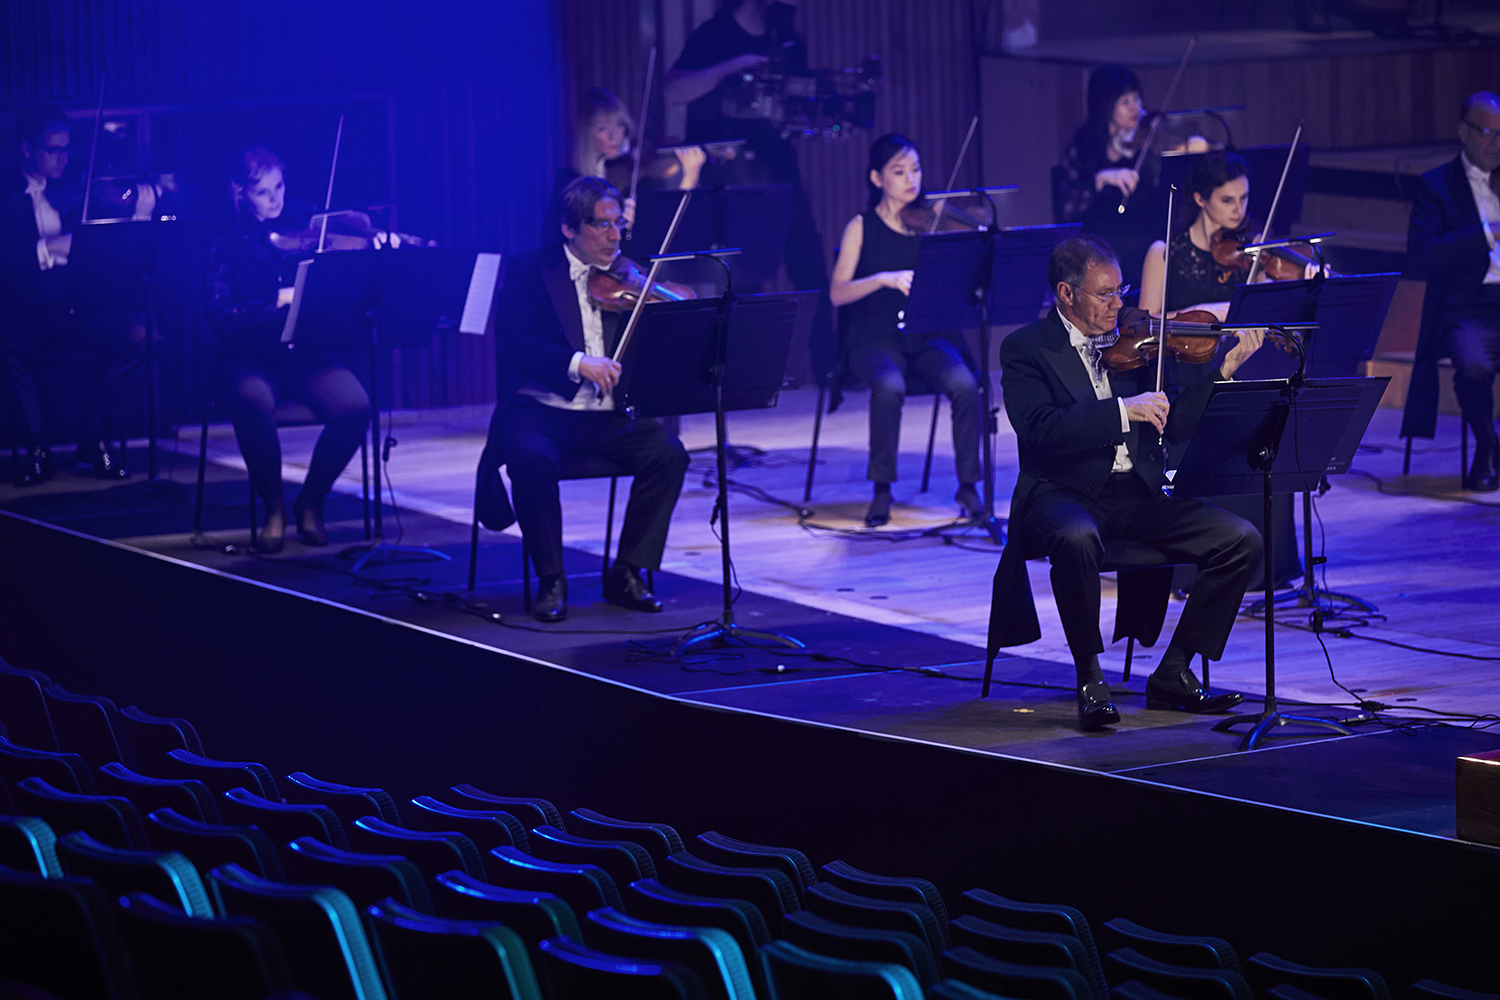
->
xmin=647 ymin=569 xmax=655 ymax=592
xmin=193 ymin=406 xmax=211 ymax=535
xmin=248 ymin=480 xmax=258 ymax=551
xmin=604 ymin=477 xmax=619 ymax=578
xmin=921 ymin=394 xmax=941 ymax=493
xmin=804 ymin=380 xmax=827 ymax=503
xmin=1462 ymin=421 xmax=1470 ymax=481
xmin=1201 ymin=653 xmax=1209 ymax=692
xmin=1122 ymin=637 xmax=1134 ymax=683
xmin=360 ymin=439 xmax=372 ymax=541
xmin=1402 ymin=436 xmax=1412 ymax=476
xmin=521 ymin=546 xmax=532 ymax=613
xmin=468 ymin=514 xmax=480 ymax=591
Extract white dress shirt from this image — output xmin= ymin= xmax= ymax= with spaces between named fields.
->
xmin=24 ymin=172 xmax=66 ymax=270
xmin=1461 ymin=151 xmax=1500 ymax=285
xmin=518 ymin=245 xmax=614 ymax=411
xmin=1060 ymin=311 xmax=1133 ymax=473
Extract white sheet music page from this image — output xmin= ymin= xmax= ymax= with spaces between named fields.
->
xmin=280 ymin=258 xmax=314 ymax=343
xmin=460 ymin=252 xmax=502 ymax=335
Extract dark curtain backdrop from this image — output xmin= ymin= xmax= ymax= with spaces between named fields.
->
xmin=2 ymin=0 xmax=567 ymax=414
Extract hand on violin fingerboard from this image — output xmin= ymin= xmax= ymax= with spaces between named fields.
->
xmin=276 ymin=287 xmax=295 ymax=309
xmin=1219 ymin=328 xmax=1266 ymax=381
xmin=579 ymin=355 xmax=622 ymax=394
xmin=1122 ymin=391 xmax=1170 ymax=434
xmin=1095 ymin=168 xmax=1139 ymax=196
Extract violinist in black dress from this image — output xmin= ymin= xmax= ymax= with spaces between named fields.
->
xmin=830 ymin=134 xmax=981 ymax=526
xmin=988 ymin=235 xmax=1262 ymax=730
xmin=204 ymin=146 xmax=370 ymax=553
xmin=474 ymin=177 xmax=690 ymax=623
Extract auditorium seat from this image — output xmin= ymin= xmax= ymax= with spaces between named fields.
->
xmin=283 ymin=771 xmax=402 ymax=827
xmin=961 ymin=889 xmax=1105 ymax=1000
xmin=569 ymin=807 xmax=683 ymax=867
xmin=432 ymin=870 xmax=582 ymax=956
xmin=14 ymin=775 xmax=147 ymax=849
xmin=943 ymin=944 xmax=1096 ymax=1000
xmin=820 ymin=859 xmax=948 ymax=944
xmin=0 ymin=659 xmax=59 ymax=751
xmin=538 ymin=934 xmax=709 ymax=999
xmin=162 ymin=748 xmax=281 ymax=800
xmin=349 ymin=815 xmax=484 ymax=879
xmin=1245 ymin=952 xmax=1391 ymax=1000
xmin=759 ymin=938 xmax=925 ymax=1000
xmin=928 ymin=980 xmax=1022 ymax=1000
xmin=583 ymin=906 xmax=758 ymax=1000
xmin=951 ymin=914 xmax=1096 ymax=996
xmin=695 ymin=830 xmax=814 ymax=902
xmin=485 ymin=843 xmax=622 ymax=913
xmin=284 ymin=836 xmax=433 ymax=914
xmin=97 ymin=761 xmax=221 ymax=824
xmin=1111 ymin=982 xmax=1205 ymax=1000
xmin=56 ymin=830 xmax=214 ymax=917
xmin=1409 ymin=981 xmax=1500 ymax=1000
xmin=804 ymin=881 xmax=942 ymax=964
xmin=659 ymin=850 xmax=800 ymax=936
xmin=624 ymin=877 xmax=771 ymax=991
xmin=0 ymin=733 xmax=96 ymax=793
xmin=116 ymin=890 xmax=294 ymax=1000
xmin=1105 ymin=947 xmax=1254 ymax=1000
xmin=1101 ymin=917 xmax=1243 ymax=973
xmin=0 ymin=814 xmax=61 ymax=877
xmin=408 ymin=794 xmax=530 ymax=852
xmin=366 ymin=897 xmax=544 ymax=1000
xmin=118 ymin=704 xmax=206 ymax=766
xmin=145 ymin=807 xmax=287 ymax=881
xmin=208 ymin=862 xmax=389 ymax=1000
xmin=42 ymin=682 xmax=135 ymax=770
xmin=220 ymin=786 xmax=349 ymax=853
xmin=446 ymin=783 xmax=564 ymax=830
xmin=528 ymin=822 xmax=657 ymax=884
xmin=0 ymin=861 xmax=136 ymax=1000
xmin=781 ymin=909 xmax=939 ymax=988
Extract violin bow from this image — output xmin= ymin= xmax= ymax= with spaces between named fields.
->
xmin=1246 ymin=119 xmax=1304 ymax=284
xmin=627 ymin=46 xmax=658 ymax=222
xmin=1157 ymin=184 xmax=1175 ymax=396
xmin=1117 ymin=36 xmax=1196 ymax=215
xmin=317 ymin=115 xmax=345 ymax=253
xmin=81 ymin=74 xmax=106 ymax=224
xmin=927 ymin=114 xmax=980 ymax=234
xmin=611 ymin=188 xmax=693 ymax=365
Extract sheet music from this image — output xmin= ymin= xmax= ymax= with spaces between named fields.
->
xmin=280 ymin=258 xmax=314 ymax=343
xmin=460 ymin=252 xmax=501 ymax=335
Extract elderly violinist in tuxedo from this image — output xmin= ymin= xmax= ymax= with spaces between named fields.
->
xmin=987 ymin=235 xmax=1265 ymax=730
xmin=475 ymin=176 xmax=690 ymax=622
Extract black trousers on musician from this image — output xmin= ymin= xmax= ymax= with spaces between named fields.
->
xmin=1443 ymin=284 xmax=1500 ymax=442
xmin=851 ymin=339 xmax=981 ymax=485
xmin=210 ymin=352 xmax=370 ymax=506
xmin=0 ymin=306 xmax=146 ymax=449
xmin=489 ymin=395 xmax=690 ymax=579
xmin=1024 ymin=472 xmax=1261 ymax=662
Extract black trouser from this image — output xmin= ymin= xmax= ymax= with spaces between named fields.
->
xmin=1443 ymin=285 xmax=1500 ymax=441
xmin=489 ymin=396 xmax=690 ymax=579
xmin=1025 ymin=472 xmax=1262 ymax=661
xmin=851 ymin=339 xmax=981 ymax=485
xmin=210 ymin=353 xmax=370 ymax=506
xmin=0 ymin=306 xmax=146 ymax=449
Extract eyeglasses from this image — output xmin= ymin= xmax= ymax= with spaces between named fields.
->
xmin=584 ymin=217 xmax=625 ymax=233
xmin=38 ymin=144 xmax=71 ymax=155
xmin=1461 ymin=119 xmax=1500 ymax=142
xmin=1073 ymin=282 xmax=1131 ymax=304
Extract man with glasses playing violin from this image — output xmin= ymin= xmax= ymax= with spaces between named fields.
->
xmin=475 ymin=176 xmax=690 ymax=622
xmin=1402 ymin=91 xmax=1500 ymax=492
xmin=987 ymin=235 xmax=1267 ymax=730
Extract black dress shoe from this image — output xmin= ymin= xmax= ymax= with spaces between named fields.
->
xmin=1077 ymin=680 xmax=1121 ymax=730
xmin=13 ymin=443 xmax=53 ymax=487
xmin=955 ymin=483 xmax=984 ymax=519
xmin=534 ymin=576 xmax=568 ymax=622
xmin=292 ymin=495 xmax=329 ymax=546
xmin=257 ymin=499 xmax=286 ymax=554
xmin=1463 ymin=431 xmax=1500 ymax=492
xmin=603 ymin=563 xmax=664 ymax=612
xmin=1146 ymin=672 xmax=1244 ymax=713
xmin=864 ymin=490 xmax=892 ymax=527
xmin=81 ymin=440 xmax=129 ymax=479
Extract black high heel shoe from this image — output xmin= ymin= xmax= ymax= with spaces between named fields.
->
xmin=258 ymin=498 xmax=287 ymax=554
xmin=292 ymin=494 xmax=329 ymax=546
xmin=864 ymin=490 xmax=892 ymax=527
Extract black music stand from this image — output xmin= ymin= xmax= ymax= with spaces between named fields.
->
xmin=1226 ymin=272 xmax=1398 ymax=613
xmin=615 ymin=282 xmax=814 ymax=656
xmin=1172 ymin=375 xmax=1385 ymax=750
xmin=66 ymin=217 xmax=212 ymax=485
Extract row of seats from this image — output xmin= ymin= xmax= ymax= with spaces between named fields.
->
xmin=1 ymin=657 xmax=1494 ymax=1000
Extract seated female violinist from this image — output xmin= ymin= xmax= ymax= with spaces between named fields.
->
xmin=829 ymin=133 xmax=982 ymax=527
xmin=557 ymin=87 xmax=707 ymax=229
xmin=204 ymin=145 xmax=371 ymax=553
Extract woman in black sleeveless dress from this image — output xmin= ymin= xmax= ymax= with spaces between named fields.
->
xmin=830 ymin=134 xmax=981 ymax=526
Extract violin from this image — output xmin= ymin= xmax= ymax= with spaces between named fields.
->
xmin=267 ymin=210 xmax=434 ymax=254
xmin=898 ymin=198 xmax=989 ymax=233
xmin=1211 ymin=224 xmax=1321 ymax=284
xmin=1099 ymin=306 xmax=1295 ymax=373
xmin=587 ymin=255 xmax=696 ymax=312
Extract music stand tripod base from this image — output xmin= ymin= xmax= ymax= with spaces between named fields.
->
xmin=1211 ymin=710 xmax=1352 ymax=752
xmin=675 ymin=621 xmax=806 ymax=657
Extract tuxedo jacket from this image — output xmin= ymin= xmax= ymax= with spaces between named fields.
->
xmin=0 ymin=168 xmax=75 ymax=310
xmin=1401 ymin=155 xmax=1494 ymax=439
xmin=474 ymin=241 xmax=626 ymax=530
xmin=988 ymin=308 xmax=1220 ymax=651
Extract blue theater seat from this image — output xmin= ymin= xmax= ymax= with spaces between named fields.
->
xmin=782 ymin=909 xmax=939 ymax=988
xmin=961 ymin=889 xmax=1105 ymax=1000
xmin=285 ymin=836 xmax=433 ymax=914
xmin=569 ymin=807 xmax=682 ymax=868
xmin=943 ymin=944 xmax=1096 ymax=1000
xmin=56 ymin=830 xmax=214 ymax=917
xmin=117 ymin=890 xmax=294 ymax=1000
xmin=145 ymin=807 xmax=287 ymax=881
xmin=1102 ymin=917 xmax=1243 ymax=973
xmin=952 ymin=915 xmax=1098 ymax=999
xmin=432 ymin=870 xmax=581 ymax=956
xmin=14 ymin=775 xmax=146 ymax=849
xmin=0 ymin=659 xmax=59 ymax=752
xmin=0 ymin=733 xmax=95 ymax=794
xmin=367 ymin=896 xmax=544 ymax=1000
xmin=446 ymin=783 xmax=564 ymax=830
xmin=220 ymin=786 xmax=349 ymax=853
xmin=283 ymin=771 xmax=402 ymax=828
xmin=695 ymin=830 xmax=815 ymax=903
xmin=805 ymin=881 xmax=942 ymax=965
xmin=928 ymin=980 xmax=1021 ymax=1000
xmin=529 ymin=822 xmax=657 ymax=885
xmin=485 ymin=843 xmax=621 ymax=914
xmin=659 ymin=850 xmax=799 ymax=937
xmin=118 ymin=704 xmax=206 ymax=767
xmin=820 ymin=859 xmax=946 ymax=942
xmin=349 ymin=815 xmax=484 ymax=880
xmin=1104 ymin=947 xmax=1253 ymax=1000
xmin=1409 ymin=980 xmax=1500 ymax=1000
xmin=162 ymin=748 xmax=281 ymax=800
xmin=624 ymin=878 xmax=770 ymax=997
xmin=97 ymin=762 xmax=221 ymax=824
xmin=538 ymin=934 xmax=709 ymax=1000
xmin=760 ymin=939 xmax=924 ymax=1000
xmin=1245 ymin=952 xmax=1391 ymax=1000
xmin=43 ymin=682 xmax=135 ymax=770
xmin=0 ymin=860 xmax=135 ymax=1000
xmin=583 ymin=906 xmax=757 ymax=1000
xmin=0 ymin=813 xmax=61 ymax=877
xmin=408 ymin=794 xmax=530 ymax=852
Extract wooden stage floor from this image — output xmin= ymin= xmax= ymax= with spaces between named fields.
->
xmin=5 ymin=384 xmax=1499 ymax=840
